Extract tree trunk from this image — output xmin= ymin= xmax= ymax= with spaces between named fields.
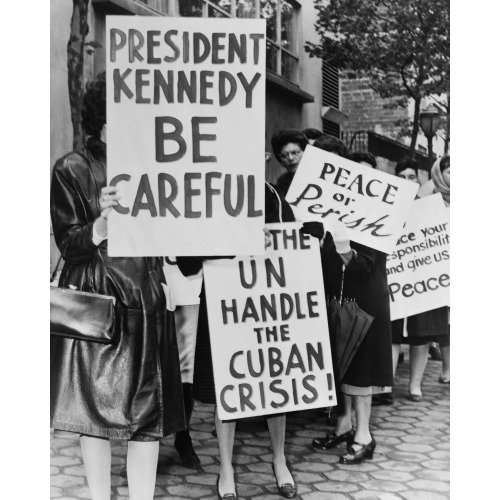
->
xmin=408 ymin=96 xmax=421 ymax=158
xmin=67 ymin=0 xmax=90 ymax=150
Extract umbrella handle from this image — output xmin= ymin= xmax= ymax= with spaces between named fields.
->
xmin=339 ymin=264 xmax=345 ymax=304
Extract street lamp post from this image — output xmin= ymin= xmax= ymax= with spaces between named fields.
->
xmin=419 ymin=106 xmax=441 ymax=172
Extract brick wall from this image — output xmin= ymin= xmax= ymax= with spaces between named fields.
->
xmin=341 ymin=75 xmax=409 ymax=140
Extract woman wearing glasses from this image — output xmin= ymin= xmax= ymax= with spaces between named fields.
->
xmin=271 ymin=129 xmax=309 ymax=197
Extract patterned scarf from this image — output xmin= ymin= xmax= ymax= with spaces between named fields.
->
xmin=431 ymin=157 xmax=450 ymax=206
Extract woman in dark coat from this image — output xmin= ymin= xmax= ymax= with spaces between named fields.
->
xmin=178 ymin=182 xmax=310 ymax=499
xmin=50 ymin=74 xmax=184 ymax=500
xmin=308 ymin=136 xmax=393 ymax=464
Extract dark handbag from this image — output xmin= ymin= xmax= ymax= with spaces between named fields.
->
xmin=50 ymin=255 xmax=117 ymax=344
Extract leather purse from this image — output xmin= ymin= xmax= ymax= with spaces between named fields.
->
xmin=50 ymin=256 xmax=117 ymax=344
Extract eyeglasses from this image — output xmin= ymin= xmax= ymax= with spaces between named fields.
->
xmin=279 ymin=149 xmax=302 ymax=160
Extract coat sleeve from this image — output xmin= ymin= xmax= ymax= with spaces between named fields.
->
xmin=176 ymin=256 xmax=235 ymax=277
xmin=344 ymin=241 xmax=378 ymax=282
xmin=320 ymin=234 xmax=378 ymax=285
xmin=176 ymin=256 xmax=203 ymax=277
xmin=50 ymin=155 xmax=99 ymax=265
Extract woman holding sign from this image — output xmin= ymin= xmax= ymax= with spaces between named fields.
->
xmin=387 ymin=158 xmax=451 ymax=404
xmin=178 ymin=182 xmax=310 ymax=499
xmin=311 ymin=137 xmax=393 ymax=464
xmin=50 ymin=75 xmax=184 ymax=500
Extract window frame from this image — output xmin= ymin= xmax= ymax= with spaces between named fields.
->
xmin=191 ymin=0 xmax=300 ymax=83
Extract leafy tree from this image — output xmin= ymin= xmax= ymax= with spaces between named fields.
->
xmin=305 ymin=0 xmax=450 ymax=155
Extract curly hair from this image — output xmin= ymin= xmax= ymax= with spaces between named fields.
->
xmin=313 ymin=134 xmax=349 ymax=159
xmin=81 ymin=72 xmax=106 ymax=138
xmin=350 ymin=151 xmax=377 ymax=169
xmin=271 ymin=129 xmax=308 ymax=159
xmin=302 ymin=128 xmax=323 ymax=142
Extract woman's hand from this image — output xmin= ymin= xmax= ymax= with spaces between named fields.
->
xmin=94 ymin=186 xmax=121 ymax=242
xmin=99 ymin=186 xmax=121 ymax=219
xmin=330 ymin=219 xmax=351 ymax=255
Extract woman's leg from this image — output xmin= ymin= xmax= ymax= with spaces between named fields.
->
xmin=312 ymin=392 xmax=353 ymax=449
xmin=392 ymin=343 xmax=401 ymax=378
xmin=353 ymin=395 xmax=372 ymax=444
xmin=126 ymin=440 xmax=159 ymax=500
xmin=215 ymin=407 xmax=237 ymax=496
xmin=80 ymin=436 xmax=111 ymax=500
xmin=409 ymin=344 xmax=430 ymax=395
xmin=266 ymin=414 xmax=293 ymax=485
xmin=341 ymin=395 xmax=374 ymax=461
xmin=440 ymin=345 xmax=450 ymax=381
xmin=335 ymin=393 xmax=353 ymax=435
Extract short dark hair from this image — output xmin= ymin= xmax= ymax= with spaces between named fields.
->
xmin=439 ymin=155 xmax=450 ymax=172
xmin=350 ymin=151 xmax=377 ymax=169
xmin=302 ymin=128 xmax=323 ymax=141
xmin=395 ymin=157 xmax=419 ymax=177
xmin=271 ymin=129 xmax=308 ymax=159
xmin=82 ymin=72 xmax=106 ymax=138
xmin=312 ymin=135 xmax=349 ymax=158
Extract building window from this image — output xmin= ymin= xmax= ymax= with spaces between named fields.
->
xmin=136 ymin=0 xmax=169 ymax=15
xmin=180 ymin=0 xmax=300 ymax=83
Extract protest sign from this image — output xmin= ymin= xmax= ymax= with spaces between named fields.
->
xmin=387 ymin=194 xmax=450 ymax=320
xmin=203 ymin=223 xmax=336 ymax=420
xmin=286 ymin=145 xmax=419 ymax=254
xmin=106 ymin=16 xmax=266 ymax=256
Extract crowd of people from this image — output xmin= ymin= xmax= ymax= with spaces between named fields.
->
xmin=50 ymin=76 xmax=450 ymax=500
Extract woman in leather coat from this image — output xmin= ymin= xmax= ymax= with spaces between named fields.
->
xmin=50 ymin=74 xmax=184 ymax=500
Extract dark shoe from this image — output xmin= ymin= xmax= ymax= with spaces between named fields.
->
xmin=175 ymin=431 xmax=201 ymax=467
xmin=429 ymin=343 xmax=442 ymax=361
xmin=372 ymin=393 xmax=393 ymax=406
xmin=216 ymin=475 xmax=238 ymax=500
xmin=398 ymin=351 xmax=404 ymax=364
xmin=312 ymin=429 xmax=355 ymax=450
xmin=407 ymin=391 xmax=423 ymax=402
xmin=272 ymin=464 xmax=297 ymax=499
xmin=339 ymin=438 xmax=376 ymax=464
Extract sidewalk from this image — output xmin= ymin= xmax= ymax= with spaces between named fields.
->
xmin=51 ymin=346 xmax=450 ymax=500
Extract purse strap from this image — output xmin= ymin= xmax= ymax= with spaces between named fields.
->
xmin=265 ymin=182 xmax=283 ymax=223
xmin=50 ymin=254 xmax=63 ymax=283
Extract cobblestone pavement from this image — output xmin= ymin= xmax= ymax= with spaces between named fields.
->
xmin=51 ymin=346 xmax=450 ymax=500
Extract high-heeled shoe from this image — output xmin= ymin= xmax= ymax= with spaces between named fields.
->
xmin=216 ymin=475 xmax=238 ymax=500
xmin=407 ymin=391 xmax=423 ymax=402
xmin=339 ymin=437 xmax=376 ymax=464
xmin=312 ymin=429 xmax=355 ymax=450
xmin=272 ymin=463 xmax=297 ymax=499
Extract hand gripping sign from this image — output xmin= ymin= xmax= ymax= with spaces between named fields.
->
xmin=286 ymin=146 xmax=419 ymax=254
xmin=106 ymin=16 xmax=266 ymax=256
xmin=203 ymin=223 xmax=336 ymax=420
xmin=387 ymin=194 xmax=450 ymax=320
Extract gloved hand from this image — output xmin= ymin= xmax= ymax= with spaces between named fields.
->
xmin=300 ymin=221 xmax=325 ymax=240
xmin=330 ymin=219 xmax=351 ymax=255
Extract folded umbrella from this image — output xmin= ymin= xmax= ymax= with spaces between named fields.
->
xmin=337 ymin=300 xmax=374 ymax=381
xmin=327 ymin=263 xmax=375 ymax=387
